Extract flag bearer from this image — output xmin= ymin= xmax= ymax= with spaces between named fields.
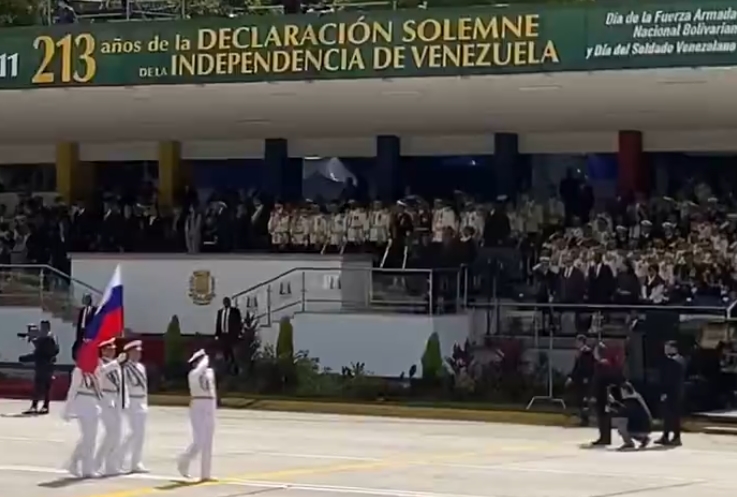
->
xmin=62 ymin=346 xmax=126 ymax=478
xmin=177 ymin=349 xmax=217 ymax=481
xmin=121 ymin=340 xmax=148 ymax=473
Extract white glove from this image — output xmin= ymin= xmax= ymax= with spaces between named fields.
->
xmin=116 ymin=353 xmax=128 ymax=363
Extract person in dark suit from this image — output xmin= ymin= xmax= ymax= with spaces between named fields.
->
xmin=643 ymin=264 xmax=667 ymax=303
xmin=558 ymin=256 xmax=585 ymax=303
xmin=72 ymin=294 xmax=95 ymax=361
xmin=610 ymin=382 xmax=653 ymax=450
xmin=656 ymin=340 xmax=686 ymax=446
xmin=590 ymin=342 xmax=623 ymax=446
xmin=566 ymin=335 xmax=595 ymax=426
xmin=588 ymin=251 xmax=615 ymax=303
xmin=215 ymin=297 xmax=242 ymax=375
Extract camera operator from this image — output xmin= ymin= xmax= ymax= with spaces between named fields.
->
xmin=18 ymin=320 xmax=59 ymax=415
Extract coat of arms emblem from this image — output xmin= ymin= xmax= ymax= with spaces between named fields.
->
xmin=189 ymin=270 xmax=216 ymax=305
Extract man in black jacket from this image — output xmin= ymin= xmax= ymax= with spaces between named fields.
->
xmin=590 ymin=342 xmax=623 ymax=446
xmin=610 ymin=382 xmax=653 ymax=450
xmin=657 ymin=340 xmax=686 ymax=446
xmin=19 ymin=321 xmax=59 ymax=415
xmin=565 ymin=335 xmax=595 ymax=426
xmin=72 ymin=294 xmax=95 ymax=361
xmin=215 ymin=297 xmax=242 ymax=375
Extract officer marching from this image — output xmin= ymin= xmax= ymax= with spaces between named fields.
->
xmin=178 ymin=349 xmax=217 ymax=481
xmin=94 ymin=338 xmax=127 ymax=475
xmin=121 ymin=340 xmax=148 ymax=473
xmin=62 ymin=343 xmax=126 ymax=478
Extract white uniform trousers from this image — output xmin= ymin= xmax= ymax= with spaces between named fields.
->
xmin=122 ymin=399 xmax=147 ymax=470
xmin=67 ymin=395 xmax=100 ymax=477
xmin=94 ymin=396 xmax=123 ymax=474
xmin=178 ymin=399 xmax=215 ymax=479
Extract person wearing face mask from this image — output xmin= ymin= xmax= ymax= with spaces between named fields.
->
xmin=656 ymin=340 xmax=686 ymax=447
xmin=609 ymin=382 xmax=653 ymax=450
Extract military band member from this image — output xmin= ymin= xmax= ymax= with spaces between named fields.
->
xmin=328 ymin=205 xmax=348 ymax=252
xmin=290 ymin=206 xmax=310 ymax=249
xmin=178 ymin=349 xmax=217 ymax=481
xmin=94 ymin=338 xmax=127 ymax=475
xmin=310 ymin=203 xmax=329 ymax=252
xmin=369 ymin=200 xmax=391 ymax=247
xmin=347 ymin=200 xmax=369 ymax=249
xmin=121 ymin=340 xmax=148 ymax=473
xmin=62 ymin=345 xmax=126 ymax=478
xmin=268 ymin=202 xmax=290 ymax=249
xmin=432 ymin=199 xmax=458 ymax=243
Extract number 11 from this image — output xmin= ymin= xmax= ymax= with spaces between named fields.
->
xmin=0 ymin=53 xmax=19 ymax=78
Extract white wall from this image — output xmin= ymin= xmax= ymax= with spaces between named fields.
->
xmin=71 ymin=254 xmax=371 ymax=336
xmin=260 ymin=312 xmax=471 ymax=377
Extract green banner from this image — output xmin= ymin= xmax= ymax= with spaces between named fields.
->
xmin=0 ymin=2 xmax=736 ymax=89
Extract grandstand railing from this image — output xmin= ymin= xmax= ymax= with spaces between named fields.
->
xmin=0 ymin=264 xmax=102 ymax=319
xmin=229 ymin=265 xmax=467 ymax=327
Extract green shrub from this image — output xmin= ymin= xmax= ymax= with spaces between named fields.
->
xmin=276 ymin=317 xmax=294 ymax=360
xmin=163 ymin=315 xmax=186 ymax=380
xmin=421 ymin=332 xmax=444 ymax=381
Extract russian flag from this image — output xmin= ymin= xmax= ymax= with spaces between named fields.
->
xmin=77 ymin=265 xmax=124 ymax=373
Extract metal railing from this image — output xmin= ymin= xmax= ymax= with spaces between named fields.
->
xmin=230 ymin=265 xmax=468 ymax=327
xmin=0 ymin=264 xmax=102 ymax=317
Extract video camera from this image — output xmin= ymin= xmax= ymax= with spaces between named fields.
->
xmin=17 ymin=322 xmax=48 ymax=342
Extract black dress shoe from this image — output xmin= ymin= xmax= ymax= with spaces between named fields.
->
xmin=39 ymin=407 xmax=49 ymax=415
xmin=654 ymin=437 xmax=669 ymax=445
xmin=22 ymin=407 xmax=38 ymax=415
xmin=669 ymin=438 xmax=682 ymax=447
xmin=590 ymin=439 xmax=610 ymax=446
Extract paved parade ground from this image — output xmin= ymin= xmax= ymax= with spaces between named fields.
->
xmin=1 ymin=399 xmax=737 ymax=497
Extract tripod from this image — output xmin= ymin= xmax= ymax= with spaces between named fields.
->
xmin=526 ymin=309 xmax=566 ymax=410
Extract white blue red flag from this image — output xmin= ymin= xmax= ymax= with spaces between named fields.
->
xmin=77 ymin=264 xmax=124 ymax=373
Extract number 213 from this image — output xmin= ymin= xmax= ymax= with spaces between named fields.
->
xmin=32 ymin=33 xmax=96 ymax=84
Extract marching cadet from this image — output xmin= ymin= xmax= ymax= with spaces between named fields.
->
xmin=432 ymin=199 xmax=458 ymax=243
xmin=94 ymin=338 xmax=127 ymax=475
xmin=368 ymin=200 xmax=391 ymax=250
xmin=121 ymin=340 xmax=148 ymax=473
xmin=268 ymin=202 xmax=290 ymax=250
xmin=62 ymin=345 xmax=126 ymax=478
xmin=347 ymin=200 xmax=369 ymax=251
xmin=328 ymin=203 xmax=348 ymax=253
xmin=177 ymin=349 xmax=217 ymax=481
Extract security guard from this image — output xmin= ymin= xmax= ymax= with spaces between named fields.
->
xmin=565 ymin=335 xmax=595 ymax=426
xmin=656 ymin=340 xmax=686 ymax=447
xmin=19 ymin=321 xmax=59 ymax=415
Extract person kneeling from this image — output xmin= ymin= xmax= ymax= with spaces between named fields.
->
xmin=609 ymin=382 xmax=653 ymax=450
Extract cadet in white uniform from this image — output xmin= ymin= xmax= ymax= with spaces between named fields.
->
xmin=177 ymin=349 xmax=217 ymax=481
xmin=121 ymin=340 xmax=148 ymax=473
xmin=94 ymin=338 xmax=127 ymax=475
xmin=62 ymin=345 xmax=126 ymax=478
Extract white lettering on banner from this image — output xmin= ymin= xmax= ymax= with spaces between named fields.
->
xmin=586 ymin=7 xmax=737 ymax=60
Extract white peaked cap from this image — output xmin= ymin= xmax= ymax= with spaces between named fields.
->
xmin=123 ymin=340 xmax=142 ymax=351
xmin=188 ymin=349 xmax=207 ymax=363
xmin=98 ymin=338 xmax=116 ymax=348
